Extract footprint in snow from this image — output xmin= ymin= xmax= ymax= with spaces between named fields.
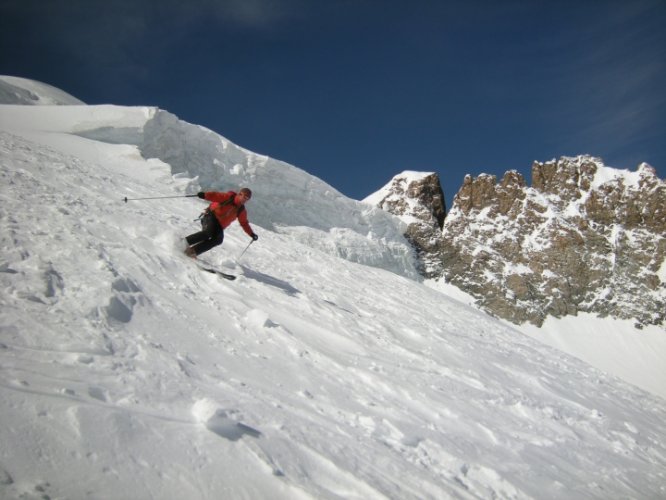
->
xmin=206 ymin=411 xmax=261 ymax=441
xmin=192 ymin=398 xmax=261 ymax=441
xmin=102 ymin=277 xmax=143 ymax=325
xmin=245 ymin=309 xmax=280 ymax=329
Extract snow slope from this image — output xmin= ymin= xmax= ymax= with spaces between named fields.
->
xmin=519 ymin=315 xmax=666 ymax=401
xmin=0 ymin=76 xmax=85 ymax=106
xmin=1 ymin=85 xmax=666 ymax=499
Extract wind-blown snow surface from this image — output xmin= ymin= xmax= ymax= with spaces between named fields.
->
xmin=2 ymin=99 xmax=666 ymax=499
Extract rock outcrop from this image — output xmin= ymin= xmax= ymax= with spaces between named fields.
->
xmin=369 ymin=156 xmax=665 ymax=328
xmin=364 ymin=172 xmax=446 ymax=278
xmin=440 ymin=156 xmax=665 ymax=327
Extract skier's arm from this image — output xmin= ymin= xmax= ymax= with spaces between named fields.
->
xmin=203 ymin=191 xmax=234 ymax=203
xmin=238 ymin=210 xmax=256 ymax=238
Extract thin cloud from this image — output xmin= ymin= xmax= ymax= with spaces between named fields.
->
xmin=528 ymin=1 xmax=666 ymax=165
xmin=2 ymin=0 xmax=310 ymax=69
xmin=205 ymin=0 xmax=305 ymax=29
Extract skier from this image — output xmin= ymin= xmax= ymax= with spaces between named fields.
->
xmin=184 ymin=188 xmax=258 ymax=258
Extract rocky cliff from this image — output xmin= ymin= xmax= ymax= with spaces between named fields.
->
xmin=364 ymin=172 xmax=446 ymax=278
xmin=369 ymin=156 xmax=665 ymax=327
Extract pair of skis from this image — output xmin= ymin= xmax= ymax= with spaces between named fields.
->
xmin=193 ymin=240 xmax=255 ymax=281
xmin=197 ymin=264 xmax=237 ymax=281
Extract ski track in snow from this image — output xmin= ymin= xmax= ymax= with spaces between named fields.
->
xmin=1 ymin=104 xmax=666 ymax=499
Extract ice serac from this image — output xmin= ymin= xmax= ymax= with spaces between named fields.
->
xmin=138 ymin=109 xmax=420 ymax=279
xmin=363 ymin=172 xmax=447 ymax=278
xmin=440 ymin=156 xmax=665 ymax=327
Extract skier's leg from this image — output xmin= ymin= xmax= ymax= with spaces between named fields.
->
xmin=190 ymin=230 xmax=224 ymax=256
xmin=188 ymin=214 xmax=224 ymax=256
xmin=186 ymin=230 xmax=207 ymax=246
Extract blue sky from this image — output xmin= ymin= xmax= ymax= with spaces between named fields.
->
xmin=1 ymin=0 xmax=664 ymax=206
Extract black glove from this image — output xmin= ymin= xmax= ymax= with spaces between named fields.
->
xmin=197 ymin=192 xmax=206 ymax=199
xmin=251 ymin=233 xmax=259 ymax=241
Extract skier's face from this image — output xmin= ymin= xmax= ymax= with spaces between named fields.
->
xmin=236 ymin=192 xmax=250 ymax=205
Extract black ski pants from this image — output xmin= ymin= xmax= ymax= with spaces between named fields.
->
xmin=186 ymin=212 xmax=224 ymax=256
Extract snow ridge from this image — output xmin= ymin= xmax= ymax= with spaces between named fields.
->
xmin=0 ymin=76 xmax=85 ymax=105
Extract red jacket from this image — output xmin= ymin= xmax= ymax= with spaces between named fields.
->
xmin=204 ymin=191 xmax=254 ymax=237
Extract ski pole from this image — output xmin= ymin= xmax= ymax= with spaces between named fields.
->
xmin=236 ymin=240 xmax=254 ymax=263
xmin=123 ymin=194 xmax=199 ymax=203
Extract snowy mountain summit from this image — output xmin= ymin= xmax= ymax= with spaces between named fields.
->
xmin=2 ymin=77 xmax=666 ymax=499
xmin=0 ymin=76 xmax=84 ymax=105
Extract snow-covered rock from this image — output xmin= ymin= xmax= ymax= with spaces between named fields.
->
xmin=440 ymin=156 xmax=665 ymax=327
xmin=364 ymin=171 xmax=446 ymax=278
xmin=369 ymin=157 xmax=665 ymax=328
